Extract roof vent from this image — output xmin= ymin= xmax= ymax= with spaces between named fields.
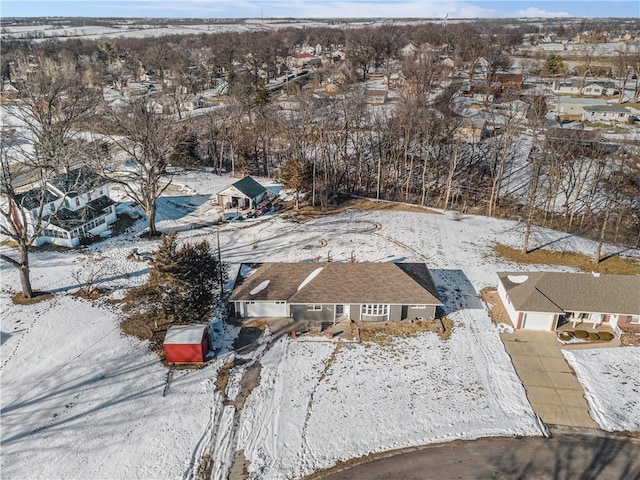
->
xmin=507 ymin=274 xmax=529 ymax=284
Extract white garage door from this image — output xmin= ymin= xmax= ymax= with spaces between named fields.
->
xmin=522 ymin=312 xmax=554 ymax=331
xmin=244 ymin=301 xmax=287 ymax=317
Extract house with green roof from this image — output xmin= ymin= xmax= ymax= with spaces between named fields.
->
xmin=216 ymin=176 xmax=267 ymax=210
xmin=497 ymin=272 xmax=640 ymax=332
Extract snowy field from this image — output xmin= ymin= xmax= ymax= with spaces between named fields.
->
xmin=2 ymin=171 xmax=638 ymax=478
xmin=562 ymin=348 xmax=640 ymax=432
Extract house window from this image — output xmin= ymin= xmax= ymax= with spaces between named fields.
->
xmin=410 ymin=305 xmax=426 ymax=309
xmin=307 ymin=305 xmax=322 ymax=311
xmin=362 ymin=304 xmax=388 ymax=316
xmin=630 ymin=315 xmax=640 ymax=324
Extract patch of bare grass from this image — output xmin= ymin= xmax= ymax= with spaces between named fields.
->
xmin=357 ymin=318 xmax=451 ymax=345
xmin=495 ymin=244 xmax=640 ymax=275
xmin=11 ymin=291 xmax=54 ymax=305
xmin=480 ymin=288 xmax=513 ymax=326
xmin=284 ymin=197 xmax=440 ymax=222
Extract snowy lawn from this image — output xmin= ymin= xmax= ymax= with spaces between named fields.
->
xmin=237 ymin=309 xmax=545 ymax=479
xmin=562 ymin=347 xmax=640 ymax=432
xmin=0 ymin=293 xmax=228 ymax=479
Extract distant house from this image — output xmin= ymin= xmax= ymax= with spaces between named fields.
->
xmin=556 ymin=97 xmax=609 ymax=120
xmin=163 ymin=325 xmax=209 ymax=363
xmin=539 ymin=42 xmax=566 ymax=52
xmin=553 ymin=80 xmax=618 ymax=97
xmin=497 ymin=272 xmax=640 ymax=332
xmin=290 ymin=53 xmax=321 ymax=68
xmin=582 ymin=105 xmax=631 ymax=124
xmin=364 ymin=89 xmax=388 ymax=104
xmin=495 ymin=73 xmax=523 ymax=89
xmin=400 ymin=42 xmax=418 ymax=58
xmin=455 ymin=118 xmax=488 ymax=143
xmin=217 ymin=176 xmax=267 ymax=210
xmin=230 ymin=262 xmax=443 ymax=327
xmin=462 ymin=81 xmax=503 ymax=100
xmin=2 ymin=166 xmax=117 ymax=247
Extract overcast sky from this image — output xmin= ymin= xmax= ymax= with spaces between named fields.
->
xmin=2 ymin=0 xmax=638 ymax=19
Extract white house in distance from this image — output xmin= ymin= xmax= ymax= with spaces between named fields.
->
xmin=556 ymin=97 xmax=608 ymax=120
xmin=497 ymin=272 xmax=640 ymax=332
xmin=552 ymin=80 xmax=618 ymax=97
xmin=217 ymin=176 xmax=267 ymax=210
xmin=3 ymin=166 xmax=117 ymax=247
xmin=582 ymin=105 xmax=631 ymax=124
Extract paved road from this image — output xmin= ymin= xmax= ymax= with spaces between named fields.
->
xmin=319 ymin=434 xmax=640 ymax=480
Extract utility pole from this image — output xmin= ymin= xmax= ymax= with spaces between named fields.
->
xmin=217 ymin=229 xmax=224 ymax=295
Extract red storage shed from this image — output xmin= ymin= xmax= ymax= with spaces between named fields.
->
xmin=163 ymin=325 xmax=209 ymax=363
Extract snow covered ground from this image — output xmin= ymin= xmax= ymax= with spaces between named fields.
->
xmin=1 ymin=171 xmax=638 ymax=478
xmin=562 ymin=348 xmax=640 ymax=432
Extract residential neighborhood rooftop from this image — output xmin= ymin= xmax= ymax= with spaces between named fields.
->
xmin=230 ymin=262 xmax=443 ymax=306
xmin=497 ymin=272 xmax=640 ymax=315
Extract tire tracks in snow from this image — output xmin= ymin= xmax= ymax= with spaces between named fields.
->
xmin=299 ymin=343 xmax=342 ymax=468
xmin=193 ymin=333 xmax=279 ymax=480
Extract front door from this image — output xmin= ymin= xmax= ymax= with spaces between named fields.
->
xmin=335 ymin=305 xmax=344 ymax=318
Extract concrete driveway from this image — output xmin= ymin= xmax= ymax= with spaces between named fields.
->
xmin=501 ymin=330 xmax=620 ymax=429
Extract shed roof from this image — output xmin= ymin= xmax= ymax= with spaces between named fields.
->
xmin=164 ymin=324 xmax=207 ymax=344
xmin=230 ymin=262 xmax=442 ymax=305
xmin=498 ymin=272 xmax=640 ymax=315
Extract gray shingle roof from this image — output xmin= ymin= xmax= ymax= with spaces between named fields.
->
xmin=498 ymin=272 xmax=640 ymax=315
xmin=583 ymin=105 xmax=629 ymax=113
xmin=230 ymin=262 xmax=443 ymax=305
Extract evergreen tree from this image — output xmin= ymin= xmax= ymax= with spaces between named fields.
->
xmin=543 ymin=54 xmax=564 ymax=76
xmin=126 ymin=234 xmax=227 ymax=328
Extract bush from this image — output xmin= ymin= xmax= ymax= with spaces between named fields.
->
xmin=574 ymin=330 xmax=589 ymax=339
xmin=588 ymin=332 xmax=600 ymax=341
xmin=558 ymin=332 xmax=574 ymax=342
xmin=599 ymin=332 xmax=614 ymax=341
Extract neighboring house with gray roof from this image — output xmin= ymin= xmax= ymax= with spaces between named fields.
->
xmin=217 ymin=176 xmax=266 ymax=210
xmin=230 ymin=262 xmax=443 ymax=326
xmin=556 ymin=97 xmax=608 ymax=119
xmin=582 ymin=105 xmax=631 ymax=124
xmin=497 ymin=272 xmax=640 ymax=332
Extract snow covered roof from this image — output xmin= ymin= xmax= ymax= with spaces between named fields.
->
xmin=163 ymin=325 xmax=207 ymax=344
xmin=497 ymin=272 xmax=640 ymax=315
xmin=230 ymin=262 xmax=443 ymax=306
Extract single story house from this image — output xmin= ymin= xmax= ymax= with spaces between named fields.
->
xmin=3 ymin=166 xmax=117 ymax=247
xmin=495 ymin=73 xmax=523 ymax=89
xmin=217 ymin=176 xmax=267 ymax=210
xmin=455 ymin=118 xmax=488 ymax=143
xmin=539 ymin=42 xmax=566 ymax=52
xmin=230 ymin=262 xmax=443 ymax=326
xmin=582 ymin=105 xmax=631 ymax=124
xmin=163 ymin=324 xmax=209 ymax=363
xmin=497 ymin=272 xmax=640 ymax=331
xmin=364 ymin=89 xmax=388 ymax=104
xmin=553 ymin=80 xmax=618 ymax=97
xmin=556 ymin=97 xmax=608 ymax=120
